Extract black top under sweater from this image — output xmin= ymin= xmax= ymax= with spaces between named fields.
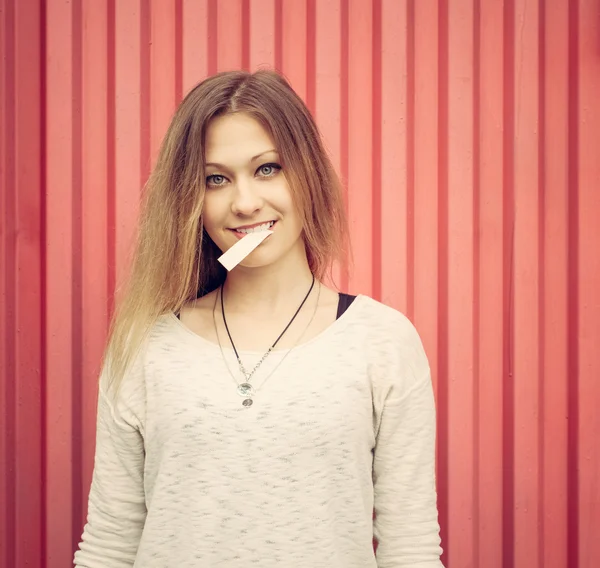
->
xmin=177 ymin=293 xmax=357 ymax=320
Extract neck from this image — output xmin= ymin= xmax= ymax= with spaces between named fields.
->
xmin=221 ymin=254 xmax=315 ymax=317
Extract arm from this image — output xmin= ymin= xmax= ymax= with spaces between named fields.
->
xmin=74 ymin=384 xmax=147 ymax=567
xmin=373 ymin=369 xmax=444 ymax=568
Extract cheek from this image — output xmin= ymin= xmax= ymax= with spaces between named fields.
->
xmin=201 ymin=194 xmax=224 ymax=231
xmin=275 ymin=184 xmax=300 ymax=220
xmin=200 ymin=211 xmax=223 ymax=248
xmin=285 ymin=201 xmax=304 ymax=232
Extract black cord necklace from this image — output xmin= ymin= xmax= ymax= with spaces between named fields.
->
xmin=220 ymin=274 xmax=316 ymax=399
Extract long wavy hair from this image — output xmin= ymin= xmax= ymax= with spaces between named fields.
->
xmin=104 ymin=69 xmax=349 ymax=392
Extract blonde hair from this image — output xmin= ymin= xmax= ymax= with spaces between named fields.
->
xmin=104 ymin=70 xmax=349 ymax=392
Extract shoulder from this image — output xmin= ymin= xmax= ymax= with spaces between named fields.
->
xmin=352 ymin=294 xmax=410 ymax=324
xmin=103 ymin=311 xmax=182 ymax=394
xmin=353 ymin=295 xmax=424 ymax=352
xmin=351 ymin=295 xmax=430 ymax=397
xmin=100 ymin=310 xmax=187 ymax=418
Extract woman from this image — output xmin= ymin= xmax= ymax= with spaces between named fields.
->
xmin=74 ymin=70 xmax=444 ymax=567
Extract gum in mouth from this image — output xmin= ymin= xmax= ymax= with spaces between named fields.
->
xmin=218 ymin=229 xmax=274 ymax=271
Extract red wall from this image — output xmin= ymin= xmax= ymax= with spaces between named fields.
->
xmin=1 ymin=1 xmax=599 ymax=567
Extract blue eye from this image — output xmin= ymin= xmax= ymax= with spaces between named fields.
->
xmin=257 ymin=163 xmax=281 ymax=177
xmin=207 ymin=174 xmax=226 ymax=187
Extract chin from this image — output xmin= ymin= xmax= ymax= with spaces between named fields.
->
xmin=237 ymin=255 xmax=280 ymax=269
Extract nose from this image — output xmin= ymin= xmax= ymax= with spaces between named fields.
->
xmin=230 ymin=178 xmax=263 ymax=217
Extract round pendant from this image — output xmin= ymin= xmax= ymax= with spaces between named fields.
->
xmin=242 ymin=398 xmax=253 ymax=407
xmin=237 ymin=382 xmax=255 ymax=397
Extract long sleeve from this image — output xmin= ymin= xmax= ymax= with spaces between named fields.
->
xmin=372 ymin=369 xmax=444 ymax=567
xmin=73 ymin=300 xmax=444 ymax=567
xmin=74 ymin=382 xmax=147 ymax=567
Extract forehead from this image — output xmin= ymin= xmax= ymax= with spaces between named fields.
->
xmin=204 ymin=113 xmax=275 ymax=164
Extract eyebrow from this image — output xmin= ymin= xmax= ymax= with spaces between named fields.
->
xmin=205 ymin=149 xmax=278 ymax=169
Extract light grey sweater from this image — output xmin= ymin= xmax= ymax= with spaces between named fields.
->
xmin=74 ymin=295 xmax=444 ymax=567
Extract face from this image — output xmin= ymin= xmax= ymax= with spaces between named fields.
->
xmin=202 ymin=112 xmax=305 ymax=270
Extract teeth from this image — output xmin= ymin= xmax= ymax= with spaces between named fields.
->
xmin=236 ymin=221 xmax=274 ymax=234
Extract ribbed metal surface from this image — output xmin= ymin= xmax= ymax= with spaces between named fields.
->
xmin=1 ymin=1 xmax=599 ymax=567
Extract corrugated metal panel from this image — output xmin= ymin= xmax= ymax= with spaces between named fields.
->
xmin=1 ymin=1 xmax=599 ymax=567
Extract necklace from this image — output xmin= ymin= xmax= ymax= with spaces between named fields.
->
xmin=214 ymin=282 xmax=321 ymax=407
xmin=214 ymin=276 xmax=318 ymax=407
xmin=221 ymin=275 xmax=315 ymax=398
xmin=221 ymin=275 xmax=315 ymax=387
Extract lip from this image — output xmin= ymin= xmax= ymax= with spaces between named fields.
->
xmin=228 ymin=220 xmax=277 ymax=240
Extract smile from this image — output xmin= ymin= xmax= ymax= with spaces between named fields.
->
xmin=231 ymin=220 xmax=276 ymax=235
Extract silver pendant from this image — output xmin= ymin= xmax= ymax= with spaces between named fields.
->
xmin=242 ymin=398 xmax=253 ymax=407
xmin=237 ymin=382 xmax=255 ymax=397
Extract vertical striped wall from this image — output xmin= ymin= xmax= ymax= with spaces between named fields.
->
xmin=1 ymin=1 xmax=599 ymax=567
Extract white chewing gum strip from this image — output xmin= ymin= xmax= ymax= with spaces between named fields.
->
xmin=217 ymin=230 xmax=273 ymax=271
